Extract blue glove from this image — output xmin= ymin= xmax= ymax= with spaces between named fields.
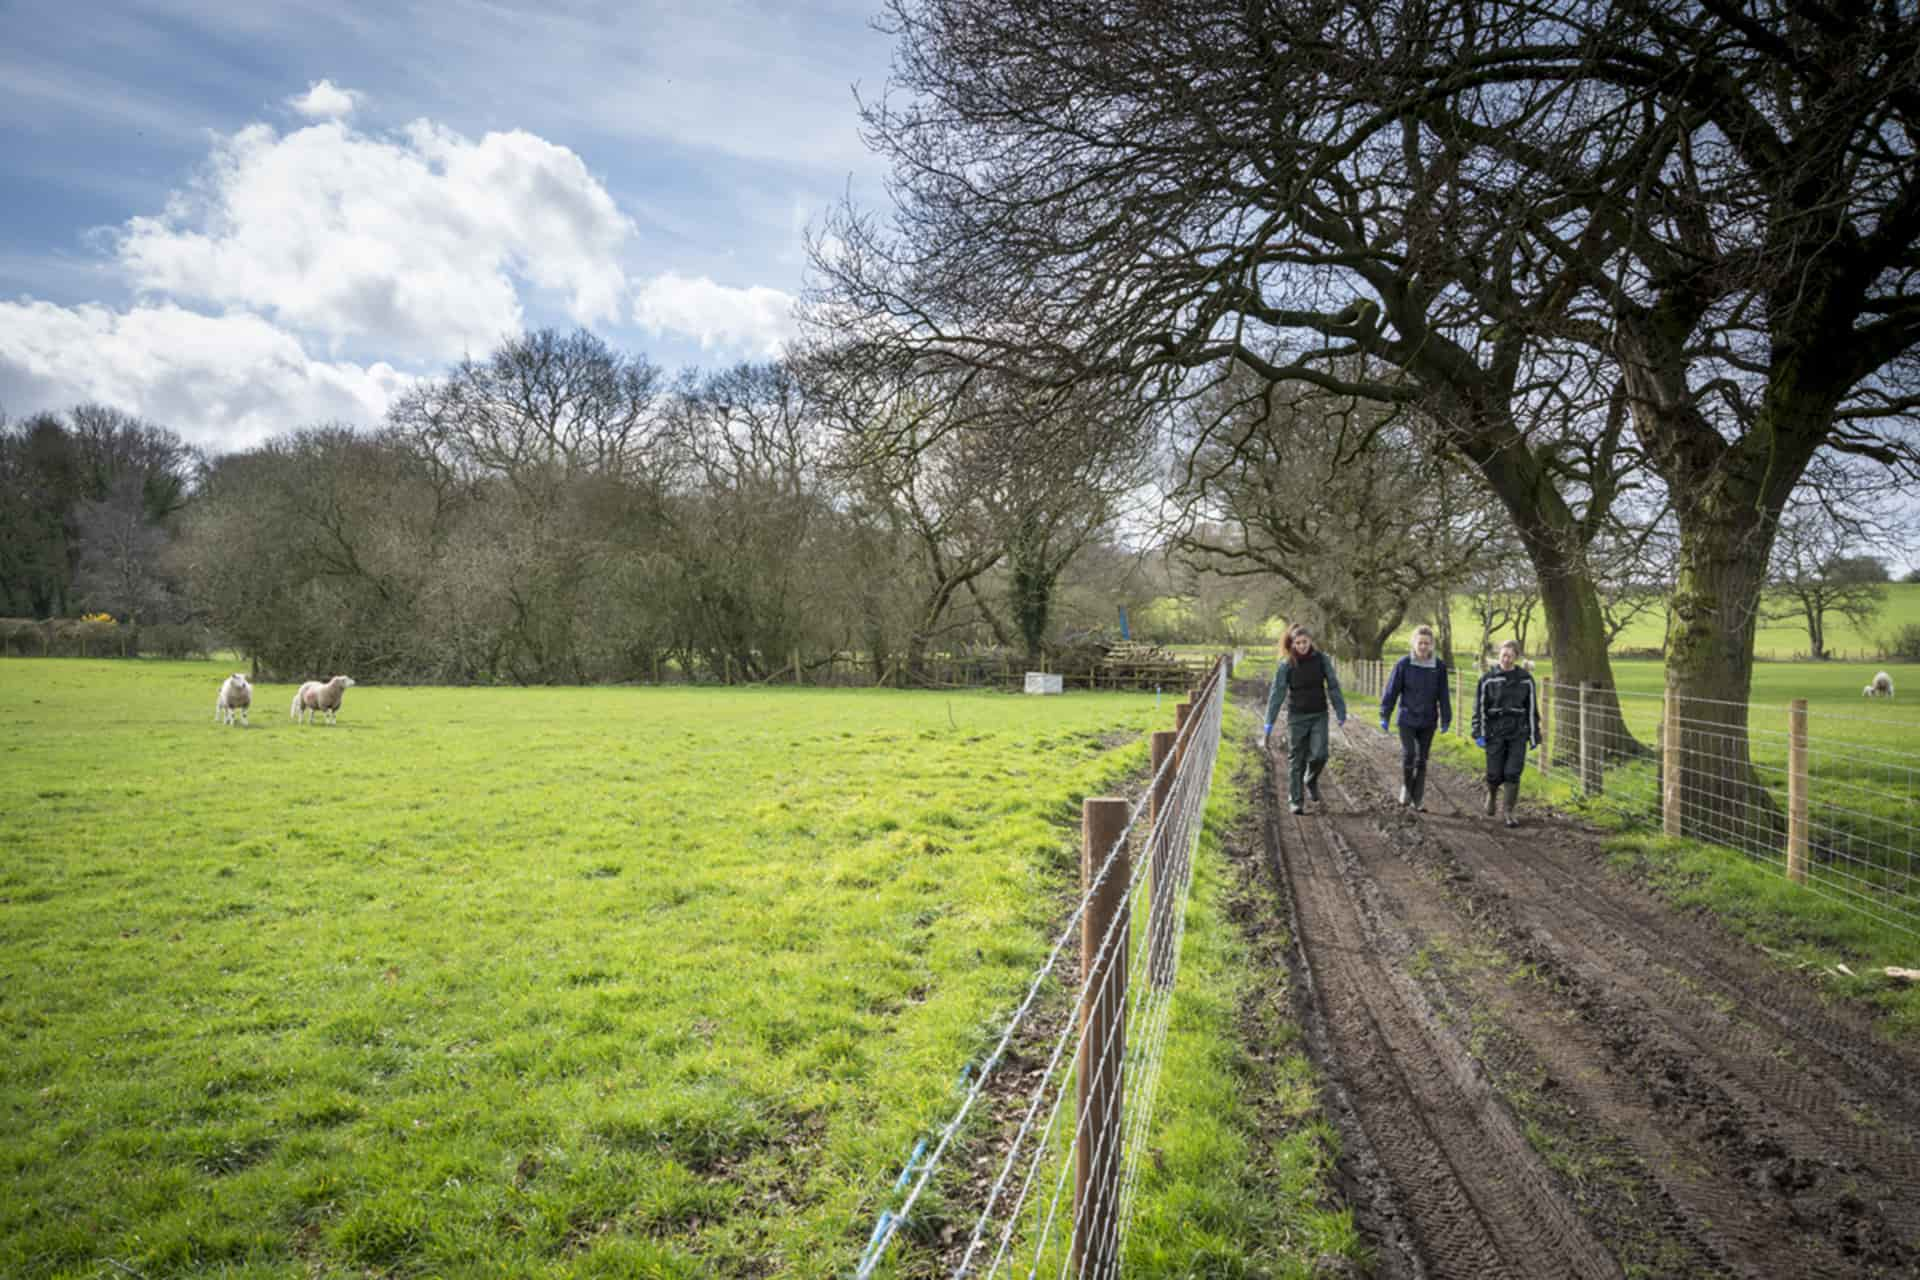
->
xmin=1441 ymin=722 xmax=1451 ymax=735
xmin=1475 ymin=736 xmax=1486 ymax=748
xmin=1378 ymin=717 xmax=1390 ymax=733
xmin=1262 ymin=721 xmax=1273 ymax=739
xmin=1336 ymin=714 xmax=1346 ymax=728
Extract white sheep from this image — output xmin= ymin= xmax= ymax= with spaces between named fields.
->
xmin=292 ymin=675 xmax=357 ymax=725
xmin=1864 ymin=670 xmax=1895 ymax=699
xmin=214 ymin=673 xmax=251 ymax=726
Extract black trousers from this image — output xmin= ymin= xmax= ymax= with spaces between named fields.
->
xmin=1398 ymin=724 xmax=1435 ymax=802
xmin=1484 ymin=733 xmax=1528 ymax=785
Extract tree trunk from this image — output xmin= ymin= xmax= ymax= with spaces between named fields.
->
xmin=1664 ymin=499 xmax=1784 ymax=849
xmin=1464 ymin=435 xmax=1643 ymax=766
xmin=1009 ymin=530 xmax=1053 ymax=670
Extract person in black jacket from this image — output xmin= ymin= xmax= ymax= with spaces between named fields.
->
xmin=1264 ymin=626 xmax=1349 ymax=814
xmin=1472 ymin=640 xmax=1543 ymax=827
xmin=1379 ymin=624 xmax=1452 ymax=811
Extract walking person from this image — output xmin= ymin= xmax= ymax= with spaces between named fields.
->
xmin=1379 ymin=624 xmax=1452 ymax=811
xmin=1264 ymin=626 xmax=1349 ymax=815
xmin=1472 ymin=640 xmax=1542 ymax=827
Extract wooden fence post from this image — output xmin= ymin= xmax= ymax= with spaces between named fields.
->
xmin=1076 ymin=797 xmax=1130 ymax=1280
xmin=1580 ymin=681 xmax=1602 ymax=797
xmin=1788 ymin=699 xmax=1809 ymax=884
xmin=1538 ymin=676 xmax=1552 ymax=775
xmin=1662 ymin=686 xmax=1682 ymax=837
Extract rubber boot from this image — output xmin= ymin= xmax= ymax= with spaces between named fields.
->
xmin=1502 ymin=780 xmax=1521 ymax=828
xmin=1483 ymin=781 xmax=1498 ymax=816
xmin=1410 ymin=765 xmax=1427 ymax=812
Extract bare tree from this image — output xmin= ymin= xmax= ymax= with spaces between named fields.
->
xmin=1765 ymin=500 xmax=1896 ymax=661
xmin=0 ymin=405 xmax=195 ymax=619
xmin=807 ymin=0 xmax=1652 ymax=758
xmin=1167 ymin=368 xmax=1499 ymax=660
xmin=72 ymin=473 xmax=178 ymax=627
xmin=654 ymin=361 xmax=842 ymax=681
xmin=1466 ymin=545 xmax=1543 ymax=671
xmin=390 ymin=328 xmax=667 ymax=496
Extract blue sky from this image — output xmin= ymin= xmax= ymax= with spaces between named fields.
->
xmin=0 ymin=0 xmax=897 ymax=451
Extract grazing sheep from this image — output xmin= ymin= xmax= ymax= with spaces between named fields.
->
xmin=214 ymin=673 xmax=251 ymax=726
xmin=292 ymin=675 xmax=357 ymax=725
xmin=1864 ymin=670 xmax=1895 ymax=699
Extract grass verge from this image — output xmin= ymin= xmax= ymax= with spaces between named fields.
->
xmin=1122 ymin=691 xmax=1365 ymax=1277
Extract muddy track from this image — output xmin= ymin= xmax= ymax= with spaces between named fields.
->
xmin=1248 ymin=685 xmax=1920 ymax=1279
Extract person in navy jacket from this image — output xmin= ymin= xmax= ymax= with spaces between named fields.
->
xmin=1379 ymin=624 xmax=1452 ymax=811
xmin=1472 ymin=640 xmax=1543 ymax=827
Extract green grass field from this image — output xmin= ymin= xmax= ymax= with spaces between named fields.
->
xmin=0 ymin=659 xmax=1355 ymax=1278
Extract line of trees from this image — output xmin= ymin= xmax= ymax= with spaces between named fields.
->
xmin=0 ymin=405 xmax=199 ymax=633
xmin=2 ymin=331 xmax=1207 ymax=683
xmin=805 ymin=0 xmax=1920 ymax=842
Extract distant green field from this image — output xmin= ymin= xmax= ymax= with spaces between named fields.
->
xmin=1378 ymin=582 xmax=1920 ymax=662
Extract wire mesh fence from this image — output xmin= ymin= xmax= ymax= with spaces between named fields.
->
xmin=854 ymin=655 xmax=1230 ymax=1279
xmin=1341 ymin=658 xmax=1920 ymax=940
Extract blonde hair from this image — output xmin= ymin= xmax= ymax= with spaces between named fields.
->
xmin=1412 ymin=624 xmax=1435 ymax=641
xmin=1499 ymin=639 xmax=1521 ymax=656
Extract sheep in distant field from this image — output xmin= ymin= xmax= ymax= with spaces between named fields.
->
xmin=1864 ymin=670 xmax=1895 ymax=699
xmin=292 ymin=675 xmax=356 ymax=725
xmin=215 ymin=673 xmax=251 ymax=726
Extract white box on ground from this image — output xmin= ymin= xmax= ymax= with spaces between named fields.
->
xmin=1024 ymin=672 xmax=1064 ymax=695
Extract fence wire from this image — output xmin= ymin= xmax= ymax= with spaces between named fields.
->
xmin=855 ymin=657 xmax=1230 ymax=1279
xmin=1341 ymin=660 xmax=1920 ymax=941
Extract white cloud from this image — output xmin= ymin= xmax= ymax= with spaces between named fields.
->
xmin=0 ymin=299 xmax=411 ymax=451
xmin=114 ymin=118 xmax=634 ymax=361
xmin=288 ymin=79 xmax=360 ymax=120
xmin=632 ymin=272 xmax=794 ymax=357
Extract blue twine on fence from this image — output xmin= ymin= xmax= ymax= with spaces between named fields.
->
xmin=857 ymin=1211 xmax=895 ymax=1274
xmin=851 ymin=1061 xmax=976 ymax=1275
xmin=894 ymin=1139 xmax=928 ymax=1191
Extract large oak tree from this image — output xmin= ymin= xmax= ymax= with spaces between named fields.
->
xmin=811 ymin=0 xmax=1920 ymax=834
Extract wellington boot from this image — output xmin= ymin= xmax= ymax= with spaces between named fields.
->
xmin=1483 ymin=782 xmax=1498 ymax=816
xmin=1501 ymin=781 xmax=1521 ymax=828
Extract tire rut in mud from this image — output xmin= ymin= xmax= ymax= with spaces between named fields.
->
xmin=1265 ymin=715 xmax=1920 ymax=1279
xmin=1262 ymin=745 xmax=1620 ymax=1278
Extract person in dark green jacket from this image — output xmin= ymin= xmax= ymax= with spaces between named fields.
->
xmin=1264 ymin=626 xmax=1348 ymax=814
